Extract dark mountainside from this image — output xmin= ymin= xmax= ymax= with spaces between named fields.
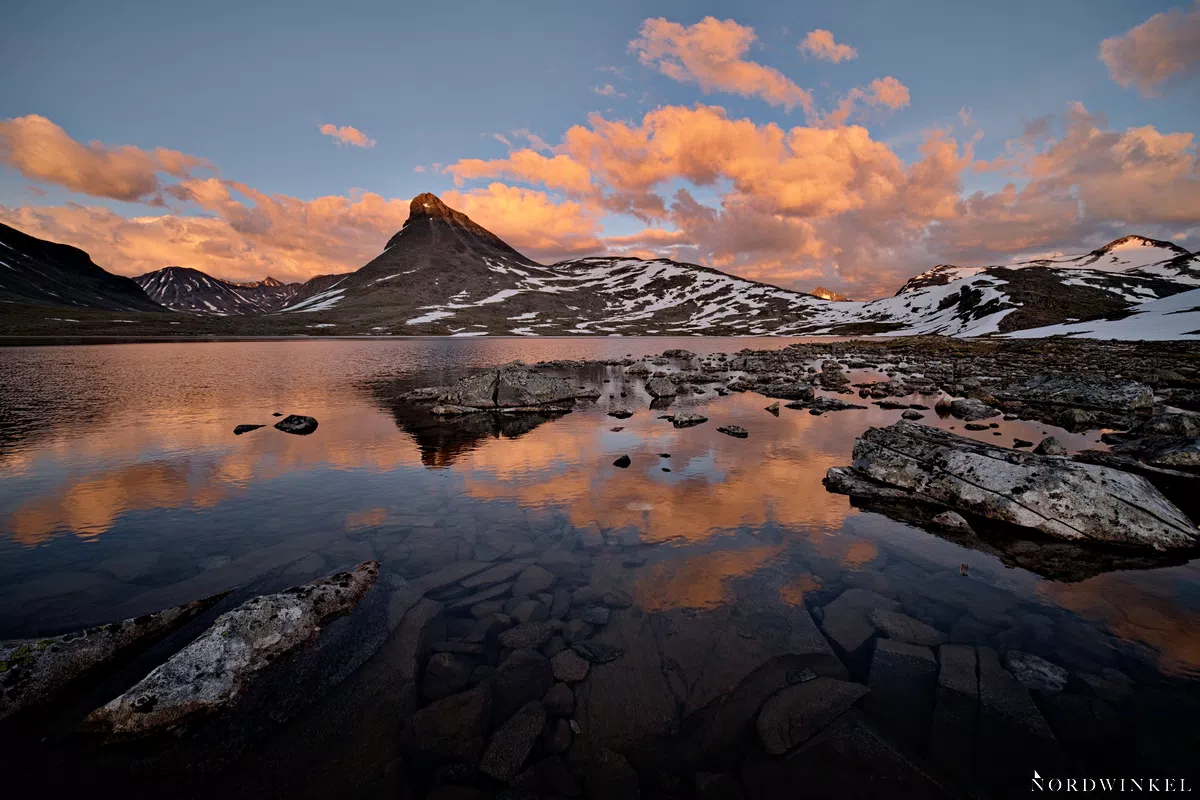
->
xmin=0 ymin=222 xmax=164 ymax=313
xmin=135 ymin=267 xmax=301 ymax=315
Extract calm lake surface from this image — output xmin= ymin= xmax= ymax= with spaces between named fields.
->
xmin=1 ymin=338 xmax=1197 ymax=794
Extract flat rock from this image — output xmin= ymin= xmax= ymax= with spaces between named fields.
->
xmin=479 ymin=700 xmax=546 ymax=781
xmin=551 ymin=649 xmax=590 ymax=683
xmin=976 ymin=646 xmax=1063 ymax=789
xmin=760 ymin=383 xmax=815 ymax=402
xmin=1002 ymin=650 xmax=1068 ymax=693
xmin=421 ymin=652 xmax=477 ymax=702
xmin=498 ymin=621 xmax=557 ymax=650
xmin=513 ymin=565 xmax=557 ymax=597
xmin=492 ymin=649 xmax=553 ymax=726
xmin=819 ymin=588 xmax=899 ymax=665
xmin=929 ymin=644 xmax=978 ymax=786
xmin=399 ymin=684 xmax=491 ymax=763
xmin=864 ymin=639 xmax=937 ymax=752
xmin=274 ymin=414 xmax=319 ymax=435
xmin=717 ymin=425 xmax=749 ymax=438
xmin=827 ymin=421 xmax=1197 ymax=550
xmin=1 ymin=592 xmax=227 ymax=723
xmin=756 ymin=676 xmax=869 ymax=755
xmin=671 ymin=412 xmax=708 ymax=428
xmin=868 ymin=609 xmax=945 ymax=647
xmin=85 ymin=562 xmax=379 ymax=736
xmin=996 ymin=373 xmax=1153 ymax=412
xmin=460 ymin=561 xmax=526 ymax=590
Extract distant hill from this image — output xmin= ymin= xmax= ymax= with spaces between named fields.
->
xmin=135 ymin=267 xmax=300 ymax=315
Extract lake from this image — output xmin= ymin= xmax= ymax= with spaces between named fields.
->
xmin=0 ymin=338 xmax=1197 ymax=797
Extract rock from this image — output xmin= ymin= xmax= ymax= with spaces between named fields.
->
xmin=438 ymin=366 xmax=576 ymax=410
xmin=976 ymin=646 xmax=1063 ymax=790
xmin=543 ymin=682 xmax=574 ymax=716
xmin=868 ymin=609 xmax=945 ymax=647
xmin=625 ymin=361 xmax=653 ymax=376
xmin=499 ymin=621 xmax=557 ymax=650
xmin=1033 ymin=435 xmax=1067 ymax=456
xmin=613 ymin=455 xmax=631 ymax=468
xmin=756 ymin=677 xmax=869 ymax=755
xmin=1056 ymin=407 xmax=1096 ymax=431
xmin=513 ymin=565 xmax=557 ymax=597
xmin=233 ymin=424 xmax=264 ymax=435
xmin=1111 ymin=435 xmax=1200 ymax=469
xmin=662 ymin=348 xmax=695 ymax=358
xmin=512 ymin=755 xmax=581 ymax=796
xmin=411 ymin=560 xmax=495 ymax=595
xmin=579 ymin=606 xmax=611 ymax=626
xmin=1138 ymin=411 xmax=1200 ymax=437
xmin=819 ymin=588 xmax=899 ymax=666
xmin=571 ymin=640 xmax=625 ymax=664
xmin=864 ymin=640 xmax=937 ymax=751
xmin=929 ymin=644 xmax=978 ymax=786
xmin=645 ymin=377 xmax=677 ymax=398
xmin=717 ymin=425 xmax=749 ymax=439
xmin=996 ymin=373 xmax=1153 ymax=413
xmin=964 ymin=422 xmax=989 ymax=431
xmin=538 ymin=547 xmax=580 ymax=577
xmin=608 ymin=410 xmax=633 ymax=420
xmin=479 ymin=700 xmax=546 ymax=781
xmin=930 ymin=510 xmax=972 ymax=535
xmin=0 ymin=593 xmax=227 ymax=723
xmin=548 ymin=717 xmax=573 ymax=752
xmin=399 ymin=684 xmax=492 ymax=763
xmin=671 ymin=412 xmax=708 ymax=428
xmin=493 ymin=649 xmax=553 ymax=726
xmin=948 ymin=398 xmax=999 ymax=421
xmin=274 ymin=414 xmax=319 ymax=435
xmin=900 ymin=410 xmax=924 ymax=420
xmin=563 ymin=619 xmax=594 ymax=644
xmin=826 ymin=421 xmax=1197 ymax=550
xmin=422 ymin=652 xmax=477 ymax=702
xmin=581 ymin=747 xmax=640 ymax=800
xmin=765 ymin=402 xmax=780 ymax=415
xmin=552 ymin=649 xmax=590 ymax=683
xmin=760 ymin=383 xmax=815 ymax=402
xmin=460 ymin=561 xmax=526 ymax=590
xmin=85 ymin=561 xmax=379 ymax=735
xmin=1002 ymin=650 xmax=1068 ymax=693
xmin=509 ymin=599 xmax=549 ymax=624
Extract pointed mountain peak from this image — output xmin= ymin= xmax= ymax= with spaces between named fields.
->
xmin=408 ymin=192 xmax=456 ymax=220
xmin=383 ymin=192 xmax=532 ymax=262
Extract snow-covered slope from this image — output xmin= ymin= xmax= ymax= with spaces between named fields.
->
xmin=1005 ymin=287 xmax=1200 ymax=341
xmin=135 ymin=267 xmax=301 ymax=314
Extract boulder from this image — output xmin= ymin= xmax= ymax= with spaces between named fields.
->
xmin=759 ymin=383 xmax=815 ymax=402
xmin=513 ymin=565 xmax=557 ymax=597
xmin=492 ymin=649 xmax=553 ymax=726
xmin=421 ymin=652 xmax=477 ymax=702
xmin=819 ymin=588 xmax=899 ymax=667
xmin=479 ymin=700 xmax=546 ymax=781
xmin=274 ymin=414 xmax=319 ymax=435
xmin=1 ymin=592 xmax=227 ymax=723
xmin=930 ymin=510 xmax=972 ymax=535
xmin=1110 ymin=435 xmax=1200 ymax=469
xmin=996 ymin=373 xmax=1153 ymax=412
xmin=613 ymin=454 xmax=632 ymax=468
xmin=868 ymin=609 xmax=945 ymax=647
xmin=498 ymin=621 xmax=558 ymax=651
xmin=864 ymin=640 xmax=937 ymax=752
xmin=825 ymin=422 xmax=1197 ymax=550
xmin=1002 ymin=650 xmax=1068 ymax=693
xmin=1033 ymin=436 xmax=1067 ymax=456
xmin=717 ymin=425 xmax=749 ymax=439
xmin=671 ymin=412 xmax=708 ymax=429
xmin=948 ymin=399 xmax=999 ymax=421
xmin=645 ymin=377 xmax=677 ymax=398
xmin=756 ymin=677 xmax=869 ymax=755
xmin=543 ymin=681 xmax=574 ymax=717
xmin=399 ymin=684 xmax=491 ymax=763
xmin=976 ymin=646 xmax=1064 ymax=791
xmin=438 ymin=367 xmax=577 ymax=410
xmin=85 ymin=562 xmax=379 ymax=736
xmin=551 ymin=649 xmax=590 ymax=683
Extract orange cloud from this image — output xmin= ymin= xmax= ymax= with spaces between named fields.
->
xmin=866 ymin=76 xmax=911 ymax=109
xmin=593 ymin=84 xmax=627 ymax=99
xmin=318 ymin=123 xmax=376 ymax=148
xmin=1099 ymin=2 xmax=1200 ymax=96
xmin=799 ymin=29 xmax=857 ymax=63
xmin=631 ymin=17 xmax=813 ymax=112
xmin=0 ymin=114 xmax=209 ymax=203
xmin=446 ymin=150 xmax=593 ymax=194
xmin=442 ymin=182 xmax=603 ymax=259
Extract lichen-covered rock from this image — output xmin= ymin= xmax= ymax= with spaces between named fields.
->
xmin=826 ymin=421 xmax=1197 ymax=550
xmin=671 ymin=412 xmax=708 ymax=429
xmin=948 ymin=398 xmax=999 ymax=421
xmin=436 ymin=367 xmax=576 ymax=410
xmin=1 ymin=593 xmax=227 ymax=722
xmin=759 ymin=383 xmax=815 ymax=402
xmin=996 ymin=373 xmax=1154 ymax=412
xmin=645 ymin=377 xmax=677 ymax=398
xmin=85 ymin=561 xmax=380 ymax=736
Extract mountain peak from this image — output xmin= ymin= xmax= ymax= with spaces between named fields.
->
xmin=408 ymin=192 xmax=458 ymax=221
xmin=384 ymin=192 xmax=532 ymax=261
xmin=811 ymin=286 xmax=850 ymax=302
xmin=1092 ymin=235 xmax=1191 ymax=258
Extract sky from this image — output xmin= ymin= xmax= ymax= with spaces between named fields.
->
xmin=1 ymin=0 xmax=1198 ymax=298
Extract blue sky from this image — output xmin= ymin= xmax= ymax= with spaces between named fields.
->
xmin=1 ymin=0 xmax=1197 ymax=295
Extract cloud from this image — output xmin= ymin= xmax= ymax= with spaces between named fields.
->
xmin=630 ymin=17 xmax=813 ymax=112
xmin=0 ymin=114 xmax=209 ymax=203
xmin=446 ymin=150 xmax=593 ymax=194
xmin=1099 ymin=2 xmax=1200 ymax=95
xmin=442 ymin=183 xmax=603 ymax=260
xmin=866 ymin=76 xmax=910 ymax=109
xmin=318 ymin=123 xmax=376 ymax=148
xmin=799 ymin=29 xmax=857 ymax=63
xmin=593 ymin=84 xmax=627 ymax=99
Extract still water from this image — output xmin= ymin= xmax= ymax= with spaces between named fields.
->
xmin=0 ymin=339 xmax=1197 ymax=793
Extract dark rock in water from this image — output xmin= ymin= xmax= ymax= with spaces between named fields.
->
xmin=437 ymin=366 xmax=577 ymax=410
xmin=1002 ymin=650 xmax=1068 ymax=693
xmin=995 ymin=373 xmax=1154 ymax=413
xmin=399 ymin=684 xmax=492 ymax=763
xmin=581 ymin=748 xmax=640 ymax=800
xmin=233 ymin=424 xmax=264 ymax=435
xmin=976 ymin=646 xmax=1065 ymax=791
xmin=1013 ymin=438 xmax=1033 ymax=448
xmin=421 ymin=652 xmax=477 ymax=702
xmin=930 ymin=510 xmax=972 ymax=535
xmin=929 ymin=644 xmax=979 ymax=786
xmin=498 ymin=621 xmax=558 ymax=651
xmin=542 ymin=681 xmax=574 ymax=717
xmin=571 ymin=640 xmax=625 ymax=664
xmin=0 ymin=593 xmax=227 ymax=723
xmin=964 ymin=422 xmax=989 ymax=431
xmin=901 ymin=410 xmax=924 ymax=420
xmin=608 ymin=410 xmax=633 ymax=420
xmin=756 ymin=676 xmax=869 ymax=755
xmin=765 ymin=401 xmax=780 ymax=415
xmin=949 ymin=398 xmax=1000 ymax=421
xmin=875 ymin=400 xmax=909 ymax=410
xmin=513 ymin=565 xmax=556 ymax=597
xmin=479 ymin=700 xmax=546 ymax=781
xmin=551 ymin=649 xmax=590 ymax=683
xmin=272 ymin=412 xmax=283 ymax=417
xmin=662 ymin=348 xmax=696 ymax=359
xmin=693 ymin=772 xmax=742 ymax=800
xmin=864 ymin=640 xmax=937 ymax=752
xmin=274 ymin=414 xmax=318 ymax=435
xmin=1056 ymin=407 xmax=1097 ymax=431
xmin=760 ymin=383 xmax=815 ymax=402
xmin=825 ymin=421 xmax=1197 ymax=550
xmin=717 ymin=425 xmax=749 ymax=438
xmin=868 ymin=609 xmax=945 ymax=647
xmin=819 ymin=588 xmax=899 ymax=667
xmin=645 ymin=377 xmax=677 ymax=398
xmin=1110 ymin=435 xmax=1200 ymax=469
xmin=84 ymin=561 xmax=379 ymax=736
xmin=1033 ymin=435 xmax=1067 ymax=456
xmin=671 ymin=412 xmax=708 ymax=428
xmin=492 ymin=649 xmax=553 ymax=726
xmin=613 ymin=454 xmax=632 ymax=468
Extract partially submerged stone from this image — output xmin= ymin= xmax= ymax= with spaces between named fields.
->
xmin=1 ymin=593 xmax=227 ymax=722
xmin=825 ymin=421 xmax=1197 ymax=550
xmin=645 ymin=377 xmax=677 ymax=398
xmin=233 ymin=424 xmax=264 ymax=435
xmin=717 ymin=425 xmax=748 ymax=439
xmin=671 ymin=412 xmax=708 ymax=429
xmin=274 ymin=414 xmax=318 ymax=435
xmin=948 ymin=398 xmax=999 ymax=421
xmin=84 ymin=561 xmax=379 ymax=736
xmin=1002 ymin=650 xmax=1068 ymax=693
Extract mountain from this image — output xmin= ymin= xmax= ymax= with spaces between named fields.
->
xmin=811 ymin=286 xmax=850 ymax=301
xmin=135 ymin=267 xmax=301 ymax=315
xmin=0 ymin=222 xmax=163 ymax=312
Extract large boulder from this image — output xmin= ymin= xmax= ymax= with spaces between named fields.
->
xmin=995 ymin=373 xmax=1154 ymax=413
xmin=85 ymin=561 xmax=380 ymax=736
xmin=825 ymin=422 xmax=1197 ymax=550
xmin=438 ymin=367 xmax=576 ymax=410
xmin=948 ymin=398 xmax=999 ymax=421
xmin=645 ymin=377 xmax=677 ymax=398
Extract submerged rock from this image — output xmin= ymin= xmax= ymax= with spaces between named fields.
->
xmin=479 ymin=700 xmax=546 ymax=781
xmin=274 ymin=414 xmax=319 ymax=435
xmin=0 ymin=593 xmax=227 ymax=723
xmin=825 ymin=421 xmax=1197 ymax=550
xmin=84 ymin=561 xmax=379 ymax=736
xmin=1002 ymin=650 xmax=1068 ymax=693
xmin=756 ymin=676 xmax=869 ymax=755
